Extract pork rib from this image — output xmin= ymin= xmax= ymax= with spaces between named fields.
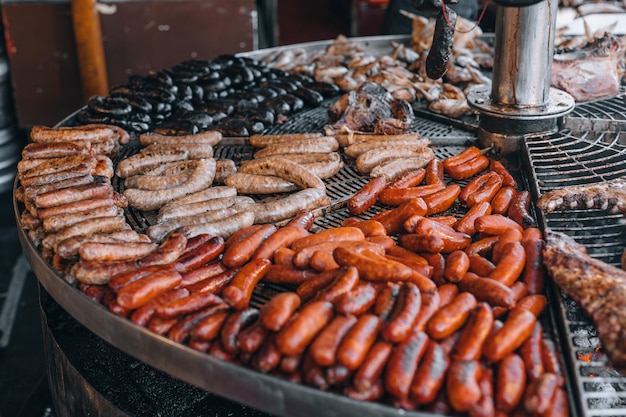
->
xmin=543 ymin=230 xmax=626 ymax=373
xmin=536 ymin=177 xmax=626 ymax=214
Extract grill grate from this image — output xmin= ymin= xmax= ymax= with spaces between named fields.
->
xmin=525 ymin=97 xmax=626 ymax=417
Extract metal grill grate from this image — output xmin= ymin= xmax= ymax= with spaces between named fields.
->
xmin=525 ymin=99 xmax=626 ymax=417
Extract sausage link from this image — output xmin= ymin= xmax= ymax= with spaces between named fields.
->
xmin=475 ymin=214 xmax=524 ymax=235
xmin=384 ymin=330 xmax=429 ymax=399
xmin=189 ymin=310 xmax=230 ymax=342
xmin=253 ymin=226 xmax=310 ymax=261
xmin=179 ymin=261 xmax=228 ymax=287
xmin=154 ymin=291 xmax=224 ymax=319
xmin=275 ymin=300 xmax=335 ymax=356
xmin=412 ymin=290 xmax=441 ymax=332
xmin=451 ymin=302 xmax=494 ymax=361
xmin=168 ymin=304 xmax=230 ymax=343
xmin=387 ymin=168 xmax=426 ymax=189
xmin=410 ymin=340 xmax=450 ymax=405
xmin=263 ymin=264 xmax=319 ymax=285
xmin=425 ymin=158 xmax=445 ymax=185
xmin=222 ymin=258 xmax=272 ymax=310
xmin=469 ymin=365 xmax=495 ymax=417
xmin=458 ymin=272 xmax=516 ymax=308
xmin=348 ymin=176 xmax=387 ymax=215
xmin=334 ymin=282 xmax=377 ymax=315
xmin=521 ymin=235 xmax=546 ymax=294
xmin=251 ymin=335 xmax=283 ymax=373
xmin=508 ymin=190 xmax=536 ymax=228
xmin=490 ymin=160 xmax=517 ymax=189
xmin=519 ymin=322 xmax=545 ymax=381
xmin=426 ymin=292 xmax=477 ymax=340
xmin=541 ymin=339 xmax=565 ymax=387
xmin=377 ymin=183 xmax=445 ymax=206
xmin=446 ymin=154 xmax=490 ymax=181
xmin=455 ymin=201 xmax=492 ymax=236
xmin=523 ymin=373 xmax=560 ymax=415
xmin=344 ymin=380 xmax=385 ymax=402
xmin=222 ymin=224 xmax=277 ymax=268
xmin=220 ymin=307 xmax=260 ymax=354
xmin=173 ymin=236 xmax=225 ymax=274
xmin=296 ymin=269 xmax=341 ymax=302
xmin=495 ymin=353 xmax=527 ymax=413
xmin=309 ymin=315 xmax=357 ymax=367
xmin=260 ymin=292 xmax=302 ymax=331
xmin=446 ymin=360 xmax=483 ymax=412
xmin=353 ymin=341 xmax=393 ymax=392
xmin=543 ymin=387 xmax=569 ymax=417
xmin=184 ymin=268 xmax=239 ymax=295
xmin=381 ymin=282 xmax=421 ymax=343
xmin=489 ymin=241 xmax=526 ymax=286
xmin=237 ymin=321 xmax=270 ymax=355
xmin=315 ymin=266 xmax=359 ymax=302
xmin=371 ymin=198 xmax=428 ymax=234
xmin=468 ymin=254 xmax=496 ymax=276
xmin=491 ymin=186 xmax=515 ymax=215
xmin=374 ymin=282 xmax=400 ymax=322
xmin=459 ymin=171 xmax=502 ymax=207
xmin=337 ymin=314 xmax=381 ymax=370
xmin=287 ymin=209 xmax=316 ymax=231
xmin=422 ymin=184 xmax=462 ymax=216
xmin=444 ymin=250 xmax=470 ymax=282
xmin=116 ymin=270 xmax=183 ymax=310
xmin=483 ymin=307 xmax=537 ymax=363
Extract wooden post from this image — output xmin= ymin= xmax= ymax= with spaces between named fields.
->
xmin=71 ymin=0 xmax=109 ymax=102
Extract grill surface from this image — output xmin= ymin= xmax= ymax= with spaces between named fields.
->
xmin=21 ymin=35 xmax=626 ymax=417
xmin=526 ymin=91 xmax=626 ymax=416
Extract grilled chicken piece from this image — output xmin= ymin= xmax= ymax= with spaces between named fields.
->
xmin=543 ymin=230 xmax=626 ymax=374
xmin=536 ymin=177 xmax=626 ymax=214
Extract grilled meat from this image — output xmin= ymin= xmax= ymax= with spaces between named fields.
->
xmin=543 ymin=230 xmax=626 ymax=373
xmin=536 ymin=177 xmax=626 ymax=214
xmin=551 ymin=33 xmax=622 ymax=102
xmin=326 ymin=82 xmax=415 ymax=135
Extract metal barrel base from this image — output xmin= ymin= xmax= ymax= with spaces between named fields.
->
xmin=39 ymin=287 xmax=271 ymax=417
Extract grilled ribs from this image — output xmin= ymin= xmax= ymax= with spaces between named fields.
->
xmin=536 ymin=177 xmax=626 ymax=214
xmin=543 ymin=230 xmax=626 ymax=374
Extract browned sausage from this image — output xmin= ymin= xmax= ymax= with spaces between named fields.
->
xmin=384 ymin=330 xmax=429 ymax=399
xmin=222 ymin=224 xmax=277 ymax=268
xmin=336 ymin=314 xmax=381 ymax=370
xmin=426 ymin=292 xmax=477 ymax=340
xmin=483 ymin=307 xmax=537 ymax=363
xmin=275 ymin=300 xmax=334 ymax=356
xmin=260 ymin=292 xmax=302 ymax=332
xmin=451 ymin=302 xmax=494 ymax=361
xmin=381 ymin=282 xmax=421 ymax=343
xmin=221 ymin=258 xmax=272 ymax=310
xmin=519 ymin=321 xmax=544 ymax=381
xmin=116 ymin=270 xmax=183 ymax=310
xmin=353 ymin=341 xmax=393 ymax=392
xmin=309 ymin=315 xmax=357 ymax=367
xmin=410 ymin=339 xmax=450 ymax=405
xmin=334 ymin=282 xmax=377 ymax=316
xmin=446 ymin=360 xmax=482 ymax=412
xmin=495 ymin=353 xmax=526 ymax=413
xmin=348 ymin=176 xmax=387 ymax=215
xmin=220 ymin=307 xmax=259 ymax=354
